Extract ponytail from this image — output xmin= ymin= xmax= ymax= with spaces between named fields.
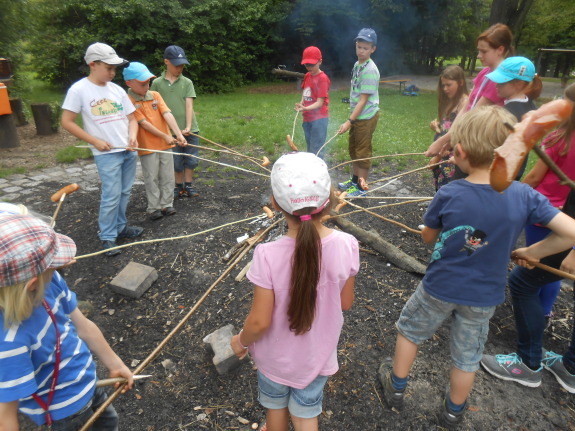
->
xmin=525 ymin=75 xmax=542 ymax=100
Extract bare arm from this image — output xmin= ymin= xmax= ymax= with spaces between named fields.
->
xmin=182 ymin=97 xmax=193 ymax=135
xmin=163 ymin=112 xmax=187 ymax=146
xmin=0 ymin=401 xmax=19 ymax=431
xmin=340 ymin=276 xmax=356 ymax=311
xmin=421 ymin=226 xmax=440 ymax=244
xmin=61 ymin=110 xmax=111 ymax=152
xmin=297 ymin=97 xmax=325 ymax=112
xmin=560 ymin=249 xmax=575 ymax=274
xmin=231 ymin=285 xmax=274 ymax=357
xmin=338 ymin=93 xmax=370 ymax=134
xmin=127 ymin=113 xmax=138 ymax=149
xmin=71 ymin=309 xmax=133 ymax=392
xmin=139 ymin=120 xmax=175 ymax=146
xmin=522 ymin=159 xmax=549 ymax=188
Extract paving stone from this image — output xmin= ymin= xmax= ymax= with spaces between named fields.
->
xmin=203 ymin=324 xmax=244 ymax=374
xmin=65 ymin=167 xmax=83 ymax=174
xmin=29 ymin=175 xmax=50 ymax=181
xmin=3 ymin=186 xmax=23 ymax=193
xmin=110 ymin=262 xmax=158 ymax=299
xmin=0 ymin=179 xmax=7 ymax=185
xmin=0 ymin=193 xmax=19 ymax=201
xmin=8 ymin=174 xmax=26 ymax=180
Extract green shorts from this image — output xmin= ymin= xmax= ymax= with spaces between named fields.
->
xmin=349 ymin=111 xmax=379 ymax=169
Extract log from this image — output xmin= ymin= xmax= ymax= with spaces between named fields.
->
xmin=0 ymin=114 xmax=19 ymax=148
xmin=9 ymin=98 xmax=27 ymax=126
xmin=31 ymin=103 xmax=57 ymax=135
xmin=329 ymin=213 xmax=427 ymax=275
xmin=271 ymin=68 xmax=305 ymax=79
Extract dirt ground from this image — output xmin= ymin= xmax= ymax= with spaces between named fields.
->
xmin=6 ymin=110 xmax=575 ymax=431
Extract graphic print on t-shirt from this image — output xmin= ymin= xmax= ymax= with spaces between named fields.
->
xmin=90 ymin=98 xmax=124 ymax=116
xmin=430 ymin=225 xmax=489 ymax=263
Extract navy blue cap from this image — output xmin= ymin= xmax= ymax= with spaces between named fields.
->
xmin=163 ymin=45 xmax=189 ymax=66
xmin=355 ymin=28 xmax=377 ymax=45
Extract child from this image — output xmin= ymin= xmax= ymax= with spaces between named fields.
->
xmin=295 ymin=46 xmax=330 ymax=159
xmin=124 ymin=62 xmax=187 ymax=221
xmin=150 ymin=45 xmax=200 ymax=199
xmin=337 ymin=28 xmax=380 ymax=197
xmin=61 ymin=42 xmax=143 ymax=257
xmin=0 ymin=214 xmax=134 ymax=430
xmin=428 ymin=65 xmax=469 ymax=190
xmin=426 ymin=23 xmax=514 ymax=158
xmin=487 ymin=56 xmax=542 ymax=180
xmin=230 ymin=152 xmax=359 ymax=431
xmin=378 ymin=106 xmax=575 ymax=427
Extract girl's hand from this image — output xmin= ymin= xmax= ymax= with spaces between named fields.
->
xmin=230 ymin=334 xmax=248 ymax=359
xmin=429 ymin=119 xmax=440 ymax=132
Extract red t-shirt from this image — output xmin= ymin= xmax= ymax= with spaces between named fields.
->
xmin=301 ymin=71 xmax=330 ymax=122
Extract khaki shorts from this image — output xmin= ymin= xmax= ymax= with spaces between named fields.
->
xmin=349 ymin=111 xmax=379 ymax=169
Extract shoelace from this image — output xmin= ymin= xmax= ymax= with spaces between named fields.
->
xmin=495 ymin=352 xmax=521 ymax=365
xmin=542 ymin=350 xmax=562 ymax=367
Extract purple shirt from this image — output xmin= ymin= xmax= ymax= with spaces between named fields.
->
xmin=247 ymin=230 xmax=359 ymax=389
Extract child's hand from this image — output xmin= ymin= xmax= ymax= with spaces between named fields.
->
xmin=182 ymin=128 xmax=191 ymax=136
xmin=337 ymin=121 xmax=351 ymax=135
xmin=230 ymin=334 xmax=248 ymax=359
xmin=429 ymin=119 xmax=440 ymax=133
xmin=93 ymin=138 xmax=112 ymax=152
xmin=164 ymin=134 xmax=176 ymax=146
xmin=109 ymin=364 xmax=134 ymax=393
xmin=127 ymin=136 xmax=138 ymax=151
xmin=295 ymin=103 xmax=305 ymax=112
xmin=560 ymin=249 xmax=575 ymax=274
xmin=511 ymin=247 xmax=537 ymax=269
xmin=176 ymin=135 xmax=187 ymax=147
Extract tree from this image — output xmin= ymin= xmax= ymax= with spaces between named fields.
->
xmin=488 ymin=0 xmax=535 ymax=44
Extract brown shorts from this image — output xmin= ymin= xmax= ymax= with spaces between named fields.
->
xmin=349 ymin=111 xmax=379 ymax=169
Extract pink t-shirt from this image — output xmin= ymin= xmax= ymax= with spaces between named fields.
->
xmin=535 ymin=130 xmax=575 ymax=207
xmin=466 ymin=67 xmax=505 ymax=111
xmin=301 ymin=71 xmax=330 ymax=122
xmin=247 ymin=230 xmax=359 ymax=389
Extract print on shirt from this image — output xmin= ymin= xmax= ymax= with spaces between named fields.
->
xmin=90 ymin=98 xmax=124 ymax=116
xmin=303 ymin=86 xmax=313 ymax=102
xmin=430 ymin=225 xmax=489 ymax=263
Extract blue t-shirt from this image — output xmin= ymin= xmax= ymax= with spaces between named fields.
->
xmin=0 ymin=272 xmax=96 ymax=425
xmin=423 ymin=180 xmax=559 ymax=306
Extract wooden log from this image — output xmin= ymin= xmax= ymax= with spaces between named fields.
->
xmin=0 ymin=114 xmax=19 ymax=148
xmin=31 ymin=103 xmax=57 ymax=135
xmin=9 ymin=98 xmax=27 ymax=126
xmin=329 ymin=212 xmax=427 ymax=275
xmin=271 ymin=68 xmax=305 ymax=79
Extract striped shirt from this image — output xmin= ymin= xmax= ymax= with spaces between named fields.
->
xmin=0 ymin=272 xmax=96 ymax=425
xmin=350 ymin=59 xmax=380 ymax=120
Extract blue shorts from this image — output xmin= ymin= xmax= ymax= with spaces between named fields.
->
xmin=173 ymin=133 xmax=200 ymax=171
xmin=257 ymin=371 xmax=328 ymax=418
xmin=396 ymin=282 xmax=495 ymax=372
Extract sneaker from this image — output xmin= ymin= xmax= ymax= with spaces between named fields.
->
xmin=345 ymin=184 xmax=367 ymax=197
xmin=338 ymin=178 xmax=354 ymax=191
xmin=102 ymin=240 xmax=121 ymax=257
xmin=480 ymin=353 xmax=542 ymax=387
xmin=174 ymin=185 xmax=183 ymax=199
xmin=182 ymin=184 xmax=199 ymax=197
xmin=149 ymin=210 xmax=163 ymax=221
xmin=117 ymin=225 xmax=144 ymax=239
xmin=377 ymin=359 xmax=405 ymax=409
xmin=162 ymin=206 xmax=176 ymax=216
xmin=439 ymin=396 xmax=467 ymax=428
xmin=543 ymin=350 xmax=575 ymax=393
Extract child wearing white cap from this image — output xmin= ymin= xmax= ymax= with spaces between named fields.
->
xmin=230 ymin=152 xmax=359 ymax=431
xmin=0 ymin=214 xmax=133 ymax=430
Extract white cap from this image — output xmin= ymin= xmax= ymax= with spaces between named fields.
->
xmin=84 ymin=43 xmax=128 ymax=66
xmin=271 ymin=152 xmax=331 ymax=215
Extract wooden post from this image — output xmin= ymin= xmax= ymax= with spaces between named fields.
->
xmin=31 ymin=103 xmax=57 ymax=135
xmin=0 ymin=114 xmax=20 ymax=148
xmin=9 ymin=98 xmax=27 ymax=126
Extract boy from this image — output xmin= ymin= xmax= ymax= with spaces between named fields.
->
xmin=61 ymin=42 xmax=143 ymax=257
xmin=295 ymin=46 xmax=330 ymax=159
xmin=0 ymin=213 xmax=134 ymax=430
xmin=337 ymin=28 xmax=380 ymax=197
xmin=378 ymin=106 xmax=575 ymax=427
xmin=124 ymin=62 xmax=187 ymax=221
xmin=150 ymin=45 xmax=200 ymax=198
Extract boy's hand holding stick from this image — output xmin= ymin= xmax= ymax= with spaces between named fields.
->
xmin=512 ymin=247 xmax=575 ymax=281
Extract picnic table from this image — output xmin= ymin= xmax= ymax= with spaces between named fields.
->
xmin=379 ymin=79 xmax=408 ymax=93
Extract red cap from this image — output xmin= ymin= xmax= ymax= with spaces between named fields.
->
xmin=301 ymin=46 xmax=322 ymax=65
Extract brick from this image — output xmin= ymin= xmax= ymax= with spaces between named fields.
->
xmin=203 ymin=324 xmax=243 ymax=374
xmin=110 ymin=262 xmax=158 ymax=298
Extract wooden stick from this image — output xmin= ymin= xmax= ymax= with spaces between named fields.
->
xmin=315 ymin=131 xmax=339 ymax=156
xmin=234 ymin=260 xmax=253 ymax=282
xmin=184 ymin=143 xmax=270 ymax=170
xmin=327 ymin=198 xmax=432 ymax=220
xmin=292 ymin=110 xmax=299 ymax=141
xmin=532 ymin=145 xmax=575 ymax=190
xmin=79 ymin=219 xmax=282 ymax=431
xmin=343 ymin=200 xmax=422 ymax=234
xmin=329 ymin=153 xmax=426 ymax=171
xmin=532 ymin=261 xmax=575 ymax=282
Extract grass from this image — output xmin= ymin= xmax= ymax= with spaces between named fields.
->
xmin=55 ymin=145 xmax=93 ymax=163
xmin=0 ymin=167 xmax=26 ymax=179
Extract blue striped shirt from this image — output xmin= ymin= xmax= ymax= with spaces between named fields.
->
xmin=0 ymin=272 xmax=96 ymax=425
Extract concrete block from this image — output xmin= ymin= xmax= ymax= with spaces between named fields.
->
xmin=203 ymin=324 xmax=244 ymax=374
xmin=110 ymin=262 xmax=157 ymax=298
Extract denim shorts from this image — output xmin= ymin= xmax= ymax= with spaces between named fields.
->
xmin=173 ymin=133 xmax=200 ymax=171
xmin=397 ymin=282 xmax=495 ymax=372
xmin=257 ymin=371 xmax=328 ymax=418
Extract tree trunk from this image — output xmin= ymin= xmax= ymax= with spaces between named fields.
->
xmin=329 ymin=214 xmax=427 ymax=275
xmin=0 ymin=114 xmax=20 ymax=148
xmin=31 ymin=103 xmax=57 ymax=135
xmin=489 ymin=0 xmax=535 ymax=42
xmin=9 ymin=98 xmax=27 ymax=126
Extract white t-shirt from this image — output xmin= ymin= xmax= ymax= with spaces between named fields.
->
xmin=62 ymin=78 xmax=135 ymax=156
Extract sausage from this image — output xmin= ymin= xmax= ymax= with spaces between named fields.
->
xmin=286 ymin=135 xmax=298 ymax=151
xmin=262 ymin=206 xmax=274 ymax=219
xmin=262 ymin=156 xmax=270 ymax=167
xmin=50 ymin=183 xmax=80 ymax=202
xmin=490 ymin=99 xmax=573 ymax=192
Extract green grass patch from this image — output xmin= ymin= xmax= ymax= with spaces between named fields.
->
xmin=0 ymin=167 xmax=27 ymax=178
xmin=55 ymin=145 xmax=93 ymax=163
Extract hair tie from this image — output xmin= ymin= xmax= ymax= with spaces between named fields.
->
xmin=299 ymin=215 xmax=312 ymax=222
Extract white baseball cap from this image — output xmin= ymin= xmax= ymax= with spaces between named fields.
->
xmin=85 ymin=42 xmax=128 ymax=66
xmin=271 ymin=152 xmax=331 ymax=215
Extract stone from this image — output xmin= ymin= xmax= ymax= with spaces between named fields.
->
xmin=2 ymin=186 xmax=22 ymax=193
xmin=203 ymin=324 xmax=244 ymax=374
xmin=110 ymin=262 xmax=158 ymax=298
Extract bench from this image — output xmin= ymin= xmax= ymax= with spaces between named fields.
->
xmin=379 ymin=79 xmax=408 ymax=93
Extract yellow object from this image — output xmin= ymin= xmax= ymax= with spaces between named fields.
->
xmin=0 ymin=83 xmax=12 ymax=115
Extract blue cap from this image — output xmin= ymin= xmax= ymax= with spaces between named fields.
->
xmin=123 ymin=62 xmax=155 ymax=82
xmin=355 ymin=28 xmax=377 ymax=45
xmin=164 ymin=45 xmax=189 ymax=66
xmin=487 ymin=56 xmax=535 ymax=84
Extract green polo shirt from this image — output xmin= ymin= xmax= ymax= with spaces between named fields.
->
xmin=150 ymin=71 xmax=199 ymax=132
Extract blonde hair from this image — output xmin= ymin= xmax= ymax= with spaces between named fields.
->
xmin=451 ymin=106 xmax=516 ymax=167
xmin=0 ymin=273 xmax=48 ymax=327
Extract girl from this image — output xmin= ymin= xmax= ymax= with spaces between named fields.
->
xmin=428 ymin=65 xmax=469 ymax=190
xmin=231 ymin=152 xmax=359 ymax=431
xmin=519 ymin=102 xmax=575 ymax=324
xmin=425 ymin=23 xmax=514 ymax=158
xmin=487 ymin=56 xmax=543 ymax=180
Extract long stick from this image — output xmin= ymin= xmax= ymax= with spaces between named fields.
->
xmin=532 ymin=145 xmax=575 ymax=190
xmin=329 ymin=153 xmax=426 ymax=171
xmin=315 ymin=132 xmax=339 ymax=157
xmin=328 ymin=199 xmax=432 ymax=219
xmin=342 ymin=200 xmax=422 ymax=234
xmin=532 ymin=261 xmax=575 ymax=282
xmin=186 ymin=142 xmax=268 ymax=165
xmin=79 ymin=218 xmax=282 ymax=431
xmin=291 ymin=110 xmax=299 ymax=141
xmin=50 ymin=194 xmax=66 ymax=228
xmin=75 ymin=214 xmax=266 ymax=259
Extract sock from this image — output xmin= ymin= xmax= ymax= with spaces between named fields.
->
xmin=446 ymin=394 xmax=466 ymax=413
xmin=390 ymin=372 xmax=408 ymax=391
xmin=351 ymin=175 xmax=359 ymax=185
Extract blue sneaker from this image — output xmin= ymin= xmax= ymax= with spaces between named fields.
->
xmin=345 ymin=184 xmax=367 ymax=197
xmin=338 ymin=178 xmax=354 ymax=191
